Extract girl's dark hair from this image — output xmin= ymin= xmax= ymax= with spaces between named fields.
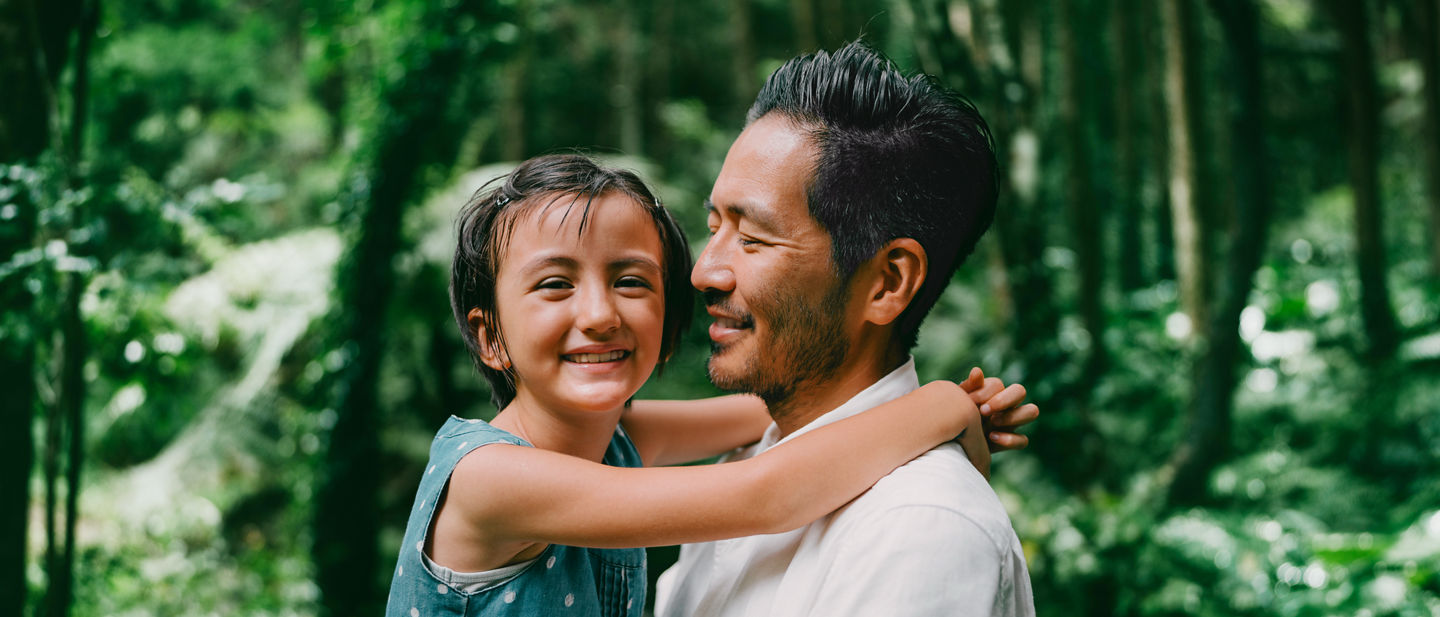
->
xmin=449 ymin=154 xmax=693 ymax=409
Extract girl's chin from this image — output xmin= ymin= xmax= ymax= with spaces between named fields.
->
xmin=554 ymin=386 xmax=640 ymax=412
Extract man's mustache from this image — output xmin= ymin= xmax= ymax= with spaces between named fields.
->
xmin=702 ymin=290 xmax=755 ymax=328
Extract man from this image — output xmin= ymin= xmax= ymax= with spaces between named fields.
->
xmin=654 ymin=42 xmax=1036 ymax=616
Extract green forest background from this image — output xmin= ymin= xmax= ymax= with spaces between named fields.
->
xmin=3 ymin=0 xmax=1439 ymax=615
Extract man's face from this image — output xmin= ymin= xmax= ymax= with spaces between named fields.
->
xmin=693 ymin=114 xmax=853 ymax=402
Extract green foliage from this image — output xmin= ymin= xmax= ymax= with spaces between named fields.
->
xmin=8 ymin=0 xmax=1440 ymax=615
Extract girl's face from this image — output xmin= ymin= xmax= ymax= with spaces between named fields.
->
xmin=487 ymin=192 xmax=667 ymax=416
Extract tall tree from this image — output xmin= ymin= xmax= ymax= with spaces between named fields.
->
xmin=1057 ymin=0 xmax=1107 ymax=381
xmin=45 ymin=1 xmax=100 ymax=613
xmin=730 ymin=0 xmax=756 ymax=117
xmin=1160 ymin=0 xmax=1212 ymax=335
xmin=0 ymin=0 xmax=84 ymax=614
xmin=792 ymin=0 xmax=818 ymax=52
xmin=1165 ymin=0 xmax=1275 ymax=507
xmin=611 ymin=0 xmax=644 ymax=155
xmin=907 ymin=0 xmax=1095 ymax=487
xmin=312 ymin=2 xmax=499 ymax=614
xmin=1416 ymin=0 xmax=1440 ymax=277
xmin=1112 ymin=0 xmax=1148 ymax=291
xmin=1328 ymin=0 xmax=1400 ymax=357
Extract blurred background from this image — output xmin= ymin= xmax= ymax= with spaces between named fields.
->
xmin=3 ymin=0 xmax=1439 ymax=615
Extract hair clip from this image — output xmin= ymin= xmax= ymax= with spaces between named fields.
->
xmin=496 ymin=194 xmax=510 ymax=207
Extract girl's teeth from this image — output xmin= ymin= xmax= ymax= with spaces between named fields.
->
xmin=569 ymin=351 xmax=626 ymax=363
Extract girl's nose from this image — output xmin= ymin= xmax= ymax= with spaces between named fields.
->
xmin=577 ymin=287 xmax=621 ymax=335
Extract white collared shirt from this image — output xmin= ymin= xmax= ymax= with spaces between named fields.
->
xmin=654 ymin=358 xmax=1035 ymax=617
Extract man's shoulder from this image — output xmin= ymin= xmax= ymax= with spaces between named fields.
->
xmin=832 ymin=442 xmax=1018 ymax=551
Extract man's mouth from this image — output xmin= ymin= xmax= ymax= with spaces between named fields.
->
xmin=563 ymin=350 xmax=630 ymax=363
xmin=714 ymin=316 xmax=751 ymax=330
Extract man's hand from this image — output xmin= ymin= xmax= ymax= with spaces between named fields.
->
xmin=958 ymin=367 xmax=1039 ymax=453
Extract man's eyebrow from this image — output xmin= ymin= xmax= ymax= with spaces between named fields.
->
xmin=703 ymin=199 xmax=782 ymax=234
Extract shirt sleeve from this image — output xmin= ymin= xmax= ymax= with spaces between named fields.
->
xmin=802 ymin=504 xmax=1008 ymax=617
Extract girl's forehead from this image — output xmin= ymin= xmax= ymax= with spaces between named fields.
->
xmin=502 ymin=191 xmax=664 ymax=258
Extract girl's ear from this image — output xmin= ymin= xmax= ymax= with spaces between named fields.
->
xmin=468 ymin=308 xmax=511 ymax=370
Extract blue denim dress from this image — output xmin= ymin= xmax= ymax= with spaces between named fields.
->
xmin=385 ymin=417 xmax=646 ymax=617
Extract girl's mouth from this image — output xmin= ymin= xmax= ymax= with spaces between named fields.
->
xmin=563 ymin=350 xmax=630 ymax=364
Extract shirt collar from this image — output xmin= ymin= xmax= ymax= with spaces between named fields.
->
xmin=759 ymin=356 xmax=920 ymax=452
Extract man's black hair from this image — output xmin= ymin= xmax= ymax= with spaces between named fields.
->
xmin=450 ymin=154 xmax=693 ymax=409
xmin=746 ymin=40 xmax=998 ymax=351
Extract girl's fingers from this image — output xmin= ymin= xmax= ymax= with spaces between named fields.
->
xmin=987 ymin=431 xmax=1030 ymax=452
xmin=979 ymin=384 xmax=1027 ymax=415
xmin=970 ymin=377 xmax=1004 ymax=408
xmin=958 ymin=367 xmax=985 ymax=393
xmin=988 ymin=403 xmax=1039 ymax=429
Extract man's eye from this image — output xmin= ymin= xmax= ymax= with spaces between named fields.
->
xmin=739 ymin=237 xmax=765 ymax=247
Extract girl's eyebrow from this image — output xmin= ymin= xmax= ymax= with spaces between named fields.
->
xmin=610 ymin=256 xmax=662 ymax=274
xmin=518 ymin=255 xmax=662 ymax=276
xmin=518 ymin=255 xmax=578 ymax=277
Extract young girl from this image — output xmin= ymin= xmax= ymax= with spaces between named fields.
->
xmin=385 ymin=154 xmax=1020 ymax=617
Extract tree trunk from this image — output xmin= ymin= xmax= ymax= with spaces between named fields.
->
xmin=611 ymin=0 xmax=643 ymax=155
xmin=44 ymin=2 xmax=100 ymax=616
xmin=1329 ymin=0 xmax=1399 ymax=357
xmin=0 ymin=181 xmax=36 ymax=617
xmin=818 ymin=0 xmax=846 ymax=48
xmin=792 ymin=0 xmax=817 ymax=52
xmin=498 ymin=0 xmax=531 ymax=162
xmin=730 ymin=0 xmax=755 ymax=118
xmin=1166 ymin=0 xmax=1274 ymax=508
xmin=0 ymin=0 xmax=64 ymax=611
xmin=1058 ymin=0 xmax=1107 ymax=382
xmin=1416 ymin=0 xmax=1440 ymax=277
xmin=1112 ymin=0 xmax=1147 ymax=291
xmin=312 ymin=3 xmax=495 ymax=614
xmin=0 ymin=0 xmax=81 ymax=160
xmin=1160 ymin=0 xmax=1211 ymax=335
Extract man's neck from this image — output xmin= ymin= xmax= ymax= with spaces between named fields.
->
xmin=768 ymin=346 xmax=907 ymax=439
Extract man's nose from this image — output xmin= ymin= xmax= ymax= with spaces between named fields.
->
xmin=691 ymin=235 xmax=736 ymax=294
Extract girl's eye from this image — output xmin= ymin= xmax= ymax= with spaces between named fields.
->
xmin=616 ymin=276 xmax=653 ymax=289
xmin=537 ymin=278 xmax=572 ymax=290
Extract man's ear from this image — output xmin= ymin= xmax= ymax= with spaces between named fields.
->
xmin=857 ymin=238 xmax=927 ymax=327
xmin=468 ymin=308 xmax=511 ymax=370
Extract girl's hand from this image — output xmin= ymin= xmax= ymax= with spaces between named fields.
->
xmin=958 ymin=367 xmax=1039 ymax=453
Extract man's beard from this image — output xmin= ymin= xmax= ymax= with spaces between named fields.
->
xmin=705 ymin=283 xmax=850 ymax=409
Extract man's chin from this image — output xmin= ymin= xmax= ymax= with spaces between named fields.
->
xmin=705 ymin=351 xmax=752 ymax=392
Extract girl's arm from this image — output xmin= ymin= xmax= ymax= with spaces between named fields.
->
xmin=451 ymin=380 xmax=981 ymax=550
xmin=621 ymin=394 xmax=771 ymax=467
xmin=624 ymin=367 xmax=1039 ymax=467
